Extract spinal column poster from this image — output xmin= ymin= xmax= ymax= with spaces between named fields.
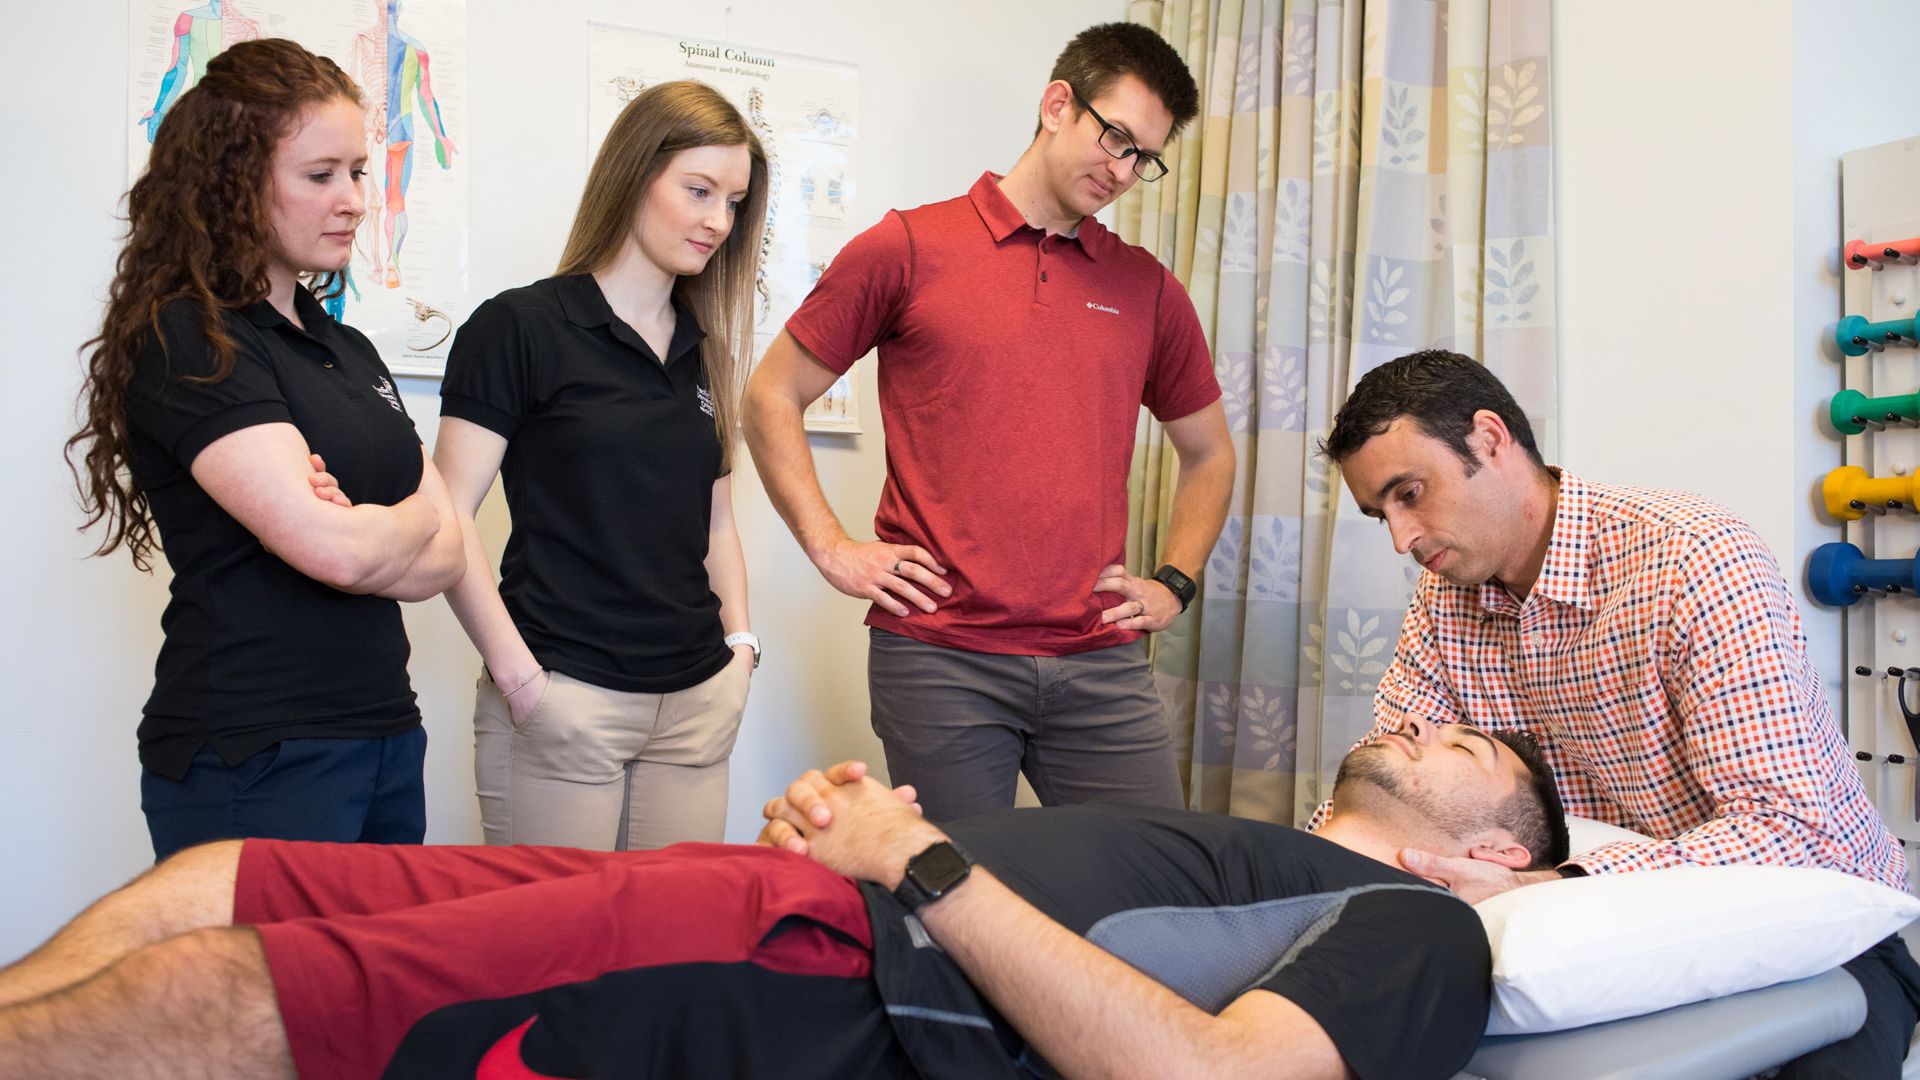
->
xmin=128 ymin=0 xmax=471 ymax=376
xmin=588 ymin=25 xmax=862 ymax=432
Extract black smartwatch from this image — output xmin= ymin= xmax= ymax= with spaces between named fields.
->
xmin=1152 ymin=564 xmax=1197 ymax=612
xmin=892 ymin=840 xmax=973 ymax=912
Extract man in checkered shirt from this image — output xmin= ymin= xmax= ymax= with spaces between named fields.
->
xmin=1318 ymin=349 xmax=1920 ymax=1079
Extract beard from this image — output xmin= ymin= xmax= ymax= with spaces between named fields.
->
xmin=1332 ymin=744 xmax=1499 ymax=841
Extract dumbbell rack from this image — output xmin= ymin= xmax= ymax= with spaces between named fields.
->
xmin=1837 ymin=134 xmax=1920 ymax=848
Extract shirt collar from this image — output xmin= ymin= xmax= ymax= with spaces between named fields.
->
xmin=1478 ymin=467 xmax=1594 ymax=614
xmin=556 ymin=273 xmax=707 ymax=365
xmin=239 ymin=285 xmax=334 ymax=336
xmin=966 ymin=171 xmax=1106 ymax=260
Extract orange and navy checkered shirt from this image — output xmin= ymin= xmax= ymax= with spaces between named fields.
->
xmin=1318 ymin=470 xmax=1906 ymax=890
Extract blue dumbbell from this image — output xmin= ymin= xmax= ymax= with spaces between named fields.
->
xmin=1836 ymin=313 xmax=1920 ymax=357
xmin=1808 ymin=542 xmax=1920 ymax=606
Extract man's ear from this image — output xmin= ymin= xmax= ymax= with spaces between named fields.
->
xmin=1037 ymin=80 xmax=1076 ymax=135
xmin=1464 ymin=835 xmax=1533 ymax=870
xmin=1469 ymin=408 xmax=1512 ymax=461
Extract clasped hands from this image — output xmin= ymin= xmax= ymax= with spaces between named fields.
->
xmin=758 ymin=761 xmax=939 ymax=890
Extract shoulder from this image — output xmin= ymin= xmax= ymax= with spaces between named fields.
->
xmin=1098 ymin=224 xmax=1176 ymax=280
xmin=141 ymin=299 xmax=258 ymax=378
xmin=449 ymin=279 xmax=574 ymax=360
xmin=473 ymin=277 xmax=575 ymax=324
xmin=1329 ymin=883 xmax=1488 ymax=972
xmin=1584 ymin=478 xmax=1741 ymax=536
xmin=1582 ymin=478 xmax=1770 ymax=569
xmin=893 ymin=190 xmax=976 ymax=229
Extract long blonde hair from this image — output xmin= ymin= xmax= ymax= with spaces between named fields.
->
xmin=558 ymin=81 xmax=768 ymax=470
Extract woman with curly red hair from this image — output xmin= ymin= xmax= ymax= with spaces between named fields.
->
xmin=68 ymin=38 xmax=464 ymax=860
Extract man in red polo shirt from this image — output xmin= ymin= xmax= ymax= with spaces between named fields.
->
xmin=744 ymin=24 xmax=1232 ymax=822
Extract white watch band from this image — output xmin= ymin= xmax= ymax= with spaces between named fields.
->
xmin=724 ymin=631 xmax=761 ymax=669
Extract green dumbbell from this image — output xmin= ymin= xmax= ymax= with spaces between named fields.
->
xmin=1831 ymin=388 xmax=1920 ymax=435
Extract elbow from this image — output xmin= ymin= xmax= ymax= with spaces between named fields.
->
xmin=741 ymin=382 xmax=775 ymax=442
xmin=291 ymin=542 xmax=388 ymax=594
xmin=413 ymin=545 xmax=470 ymax=600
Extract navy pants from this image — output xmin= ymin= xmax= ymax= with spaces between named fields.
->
xmin=1776 ymin=934 xmax=1920 ymax=1078
xmin=141 ymin=728 xmax=427 ymax=861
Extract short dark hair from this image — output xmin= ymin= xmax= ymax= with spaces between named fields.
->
xmin=1049 ymin=22 xmax=1200 ymax=139
xmin=1488 ymin=730 xmax=1571 ymax=870
xmin=1319 ymin=350 xmax=1546 ymax=473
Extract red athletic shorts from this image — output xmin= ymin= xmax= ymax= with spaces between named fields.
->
xmin=237 ymin=840 xmax=909 ymax=1079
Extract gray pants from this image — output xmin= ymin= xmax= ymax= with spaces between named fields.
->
xmin=867 ymin=628 xmax=1184 ymax=822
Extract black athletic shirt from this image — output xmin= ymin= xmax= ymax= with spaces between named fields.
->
xmin=127 ymin=289 xmax=423 ymax=779
xmin=439 ymin=275 xmax=732 ymax=693
xmin=865 ymin=805 xmax=1492 ymax=1080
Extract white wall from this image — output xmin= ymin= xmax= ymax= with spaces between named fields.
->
xmin=1554 ymin=1 xmax=1796 ymax=543
xmin=1554 ymin=1 xmax=1920 ymax=710
xmin=0 ymin=0 xmax=1116 ymax=962
xmin=1788 ymin=1 xmax=1920 ymax=712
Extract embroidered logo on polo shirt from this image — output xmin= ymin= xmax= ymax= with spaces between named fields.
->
xmin=1086 ymin=301 xmax=1120 ymax=315
xmin=697 ymin=386 xmax=715 ymax=417
xmin=371 ymin=377 xmax=403 ymax=413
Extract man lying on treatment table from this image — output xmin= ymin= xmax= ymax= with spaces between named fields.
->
xmin=0 ymin=718 xmax=1567 ymax=1080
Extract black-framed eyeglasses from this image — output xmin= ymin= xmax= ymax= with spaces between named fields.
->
xmin=1070 ymin=88 xmax=1169 ymax=182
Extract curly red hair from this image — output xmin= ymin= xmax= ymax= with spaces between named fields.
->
xmin=69 ymin=38 xmax=363 ymax=570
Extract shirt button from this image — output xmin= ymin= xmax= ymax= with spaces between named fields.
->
xmin=1040 ymin=271 xmax=1049 ymax=283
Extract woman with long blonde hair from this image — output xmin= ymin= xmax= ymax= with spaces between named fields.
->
xmin=69 ymin=38 xmax=464 ymax=859
xmin=435 ymin=80 xmax=768 ymax=850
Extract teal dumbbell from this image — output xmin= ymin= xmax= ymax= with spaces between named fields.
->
xmin=1831 ymin=388 xmax=1920 ymax=435
xmin=1837 ymin=313 xmax=1920 ymax=357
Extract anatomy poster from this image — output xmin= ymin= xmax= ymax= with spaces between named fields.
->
xmin=129 ymin=0 xmax=470 ymax=376
xmin=588 ymin=24 xmax=862 ymax=432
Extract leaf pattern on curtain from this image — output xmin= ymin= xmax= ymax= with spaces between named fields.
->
xmin=1117 ymin=0 xmax=1556 ymax=826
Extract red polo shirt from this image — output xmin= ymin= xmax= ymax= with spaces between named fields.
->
xmin=786 ymin=172 xmax=1220 ymax=655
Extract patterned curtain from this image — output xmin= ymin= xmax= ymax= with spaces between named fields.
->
xmin=1117 ymin=0 xmax=1556 ymax=825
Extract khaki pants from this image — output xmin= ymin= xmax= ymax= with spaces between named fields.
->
xmin=473 ymin=654 xmax=750 ymax=850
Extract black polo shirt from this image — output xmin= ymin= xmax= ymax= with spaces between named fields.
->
xmin=440 ymin=275 xmax=732 ymax=693
xmin=126 ymin=288 xmax=424 ymax=780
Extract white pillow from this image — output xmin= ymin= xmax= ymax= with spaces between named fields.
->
xmin=1477 ymin=860 xmax=1920 ymax=1035
xmin=1563 ymin=813 xmax=1654 ymax=857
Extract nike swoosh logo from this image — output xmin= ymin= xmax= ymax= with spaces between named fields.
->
xmin=475 ymin=1018 xmax=566 ymax=1080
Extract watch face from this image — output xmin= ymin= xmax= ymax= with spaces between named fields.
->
xmin=907 ymin=842 xmax=971 ymax=893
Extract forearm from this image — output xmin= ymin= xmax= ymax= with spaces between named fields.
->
xmin=1570 ymin=800 xmax=1835 ymax=877
xmin=742 ymin=381 xmax=850 ymax=561
xmin=366 ymin=454 xmax=465 ymax=599
xmin=706 ymin=521 xmax=752 ymax=637
xmin=280 ymin=492 xmax=439 ymax=594
xmin=920 ymin=870 xmax=1337 ymax=1080
xmin=1158 ymin=443 xmax=1234 ymax=575
xmin=440 ymin=515 xmax=540 ymax=682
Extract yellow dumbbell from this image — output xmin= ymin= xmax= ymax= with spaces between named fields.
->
xmin=1824 ymin=466 xmax=1920 ymax=521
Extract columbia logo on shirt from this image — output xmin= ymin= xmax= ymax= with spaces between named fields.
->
xmin=697 ymin=386 xmax=715 ymax=417
xmin=1086 ymin=301 xmax=1120 ymax=315
xmin=371 ymin=377 xmax=403 ymax=413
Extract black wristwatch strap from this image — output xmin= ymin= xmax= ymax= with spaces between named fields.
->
xmin=892 ymin=840 xmax=973 ymax=912
xmin=1152 ymin=564 xmax=1197 ymax=612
